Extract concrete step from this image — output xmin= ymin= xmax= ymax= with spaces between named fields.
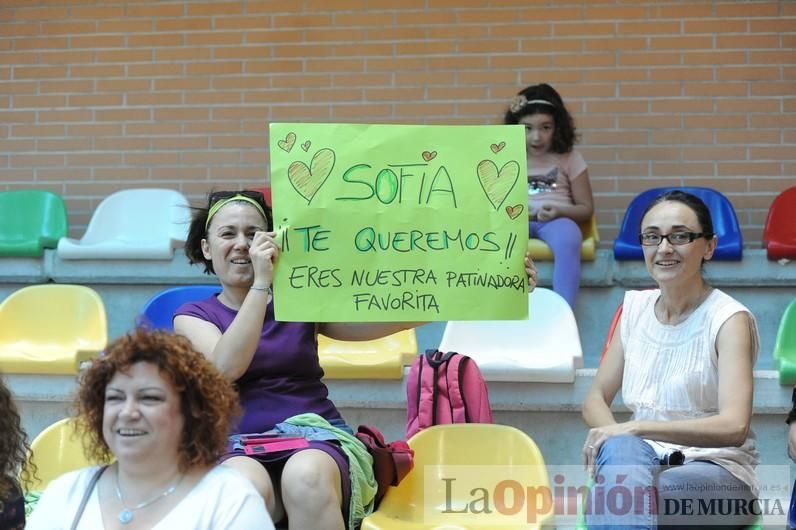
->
xmin=8 ymin=370 xmax=794 ymax=469
xmin=2 ymin=249 xmax=794 ymax=370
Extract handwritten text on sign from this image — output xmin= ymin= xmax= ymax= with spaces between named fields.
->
xmin=269 ymin=123 xmax=528 ymax=322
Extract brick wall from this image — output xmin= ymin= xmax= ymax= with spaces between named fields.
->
xmin=1 ymin=0 xmax=794 ymax=245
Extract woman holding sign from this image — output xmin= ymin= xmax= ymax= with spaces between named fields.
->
xmin=505 ymin=83 xmax=594 ymax=309
xmin=175 ymin=190 xmax=540 ymax=530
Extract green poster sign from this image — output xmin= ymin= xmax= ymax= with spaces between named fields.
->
xmin=269 ymin=123 xmax=529 ymax=322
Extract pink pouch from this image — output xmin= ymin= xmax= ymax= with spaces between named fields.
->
xmin=242 ymin=436 xmax=309 ymax=455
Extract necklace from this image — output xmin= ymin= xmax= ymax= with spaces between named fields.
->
xmin=115 ymin=468 xmax=184 ymax=525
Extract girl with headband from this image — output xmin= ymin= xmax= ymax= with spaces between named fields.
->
xmin=505 ymin=83 xmax=594 ymax=309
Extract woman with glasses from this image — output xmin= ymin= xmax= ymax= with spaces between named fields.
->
xmin=581 ymin=190 xmax=759 ymax=529
xmin=174 ymin=190 xmax=539 ymax=530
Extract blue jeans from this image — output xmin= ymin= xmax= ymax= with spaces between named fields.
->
xmin=585 ymin=435 xmax=757 ymax=530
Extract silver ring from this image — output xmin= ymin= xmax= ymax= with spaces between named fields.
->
xmin=588 ymin=445 xmax=595 ymax=450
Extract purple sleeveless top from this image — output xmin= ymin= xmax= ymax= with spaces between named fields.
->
xmin=175 ymin=295 xmax=342 ymax=434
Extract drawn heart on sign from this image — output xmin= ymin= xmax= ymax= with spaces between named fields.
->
xmin=278 ymin=132 xmax=296 ymax=153
xmin=490 ymin=141 xmax=506 ymax=154
xmin=422 ymin=150 xmax=437 ymax=162
xmin=505 ymin=204 xmax=524 ymax=220
xmin=288 ymin=148 xmax=335 ymax=204
xmin=301 ymin=140 xmax=311 ymax=152
xmin=477 ymin=159 xmax=520 ymax=210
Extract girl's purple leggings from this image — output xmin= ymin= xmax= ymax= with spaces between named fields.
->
xmin=529 ymin=216 xmax=582 ymax=309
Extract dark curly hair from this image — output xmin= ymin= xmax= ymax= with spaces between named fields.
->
xmin=76 ymin=329 xmax=240 ymax=472
xmin=185 ymin=190 xmax=273 ymax=275
xmin=504 ymin=83 xmax=578 ymax=154
xmin=0 ymin=375 xmax=32 ymax=498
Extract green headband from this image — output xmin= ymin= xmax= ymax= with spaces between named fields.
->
xmin=205 ymin=195 xmax=268 ymax=230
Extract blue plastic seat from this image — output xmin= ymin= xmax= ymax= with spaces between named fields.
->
xmin=137 ymin=285 xmax=222 ymax=331
xmin=613 ymin=187 xmax=743 ymax=261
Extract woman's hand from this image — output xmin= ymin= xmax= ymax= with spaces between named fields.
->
xmin=524 ymin=252 xmax=538 ymax=292
xmin=582 ymin=422 xmax=638 ymax=472
xmin=250 ymin=231 xmax=279 ymax=287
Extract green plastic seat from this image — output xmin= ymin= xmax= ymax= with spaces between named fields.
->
xmin=0 ymin=190 xmax=68 ymax=257
xmin=775 ymin=299 xmax=796 ymax=385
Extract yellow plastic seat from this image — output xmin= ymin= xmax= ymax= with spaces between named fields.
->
xmin=361 ymin=424 xmax=554 ymax=529
xmin=527 ymin=214 xmax=599 ymax=261
xmin=0 ymin=285 xmax=107 ymax=374
xmin=318 ymin=329 xmax=417 ymax=379
xmin=23 ymin=418 xmax=108 ymax=492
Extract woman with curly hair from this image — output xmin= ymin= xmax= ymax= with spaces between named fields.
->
xmin=26 ymin=328 xmax=274 ymax=529
xmin=0 ymin=375 xmax=29 ymax=530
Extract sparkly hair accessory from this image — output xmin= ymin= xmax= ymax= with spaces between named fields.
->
xmin=509 ymin=94 xmax=556 ymax=113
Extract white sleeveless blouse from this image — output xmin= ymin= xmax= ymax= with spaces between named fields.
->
xmin=620 ymin=288 xmax=760 ymax=491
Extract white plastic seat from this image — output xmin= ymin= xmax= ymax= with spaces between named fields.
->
xmin=439 ymin=288 xmax=582 ymax=383
xmin=57 ymin=189 xmax=191 ymax=260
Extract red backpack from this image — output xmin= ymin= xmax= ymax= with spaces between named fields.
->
xmin=405 ymin=349 xmax=493 ymax=438
xmin=355 ymin=425 xmax=414 ymax=507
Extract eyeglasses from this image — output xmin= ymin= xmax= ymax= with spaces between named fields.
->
xmin=209 ymin=190 xmax=264 ymax=206
xmin=638 ymin=231 xmax=713 ymax=246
